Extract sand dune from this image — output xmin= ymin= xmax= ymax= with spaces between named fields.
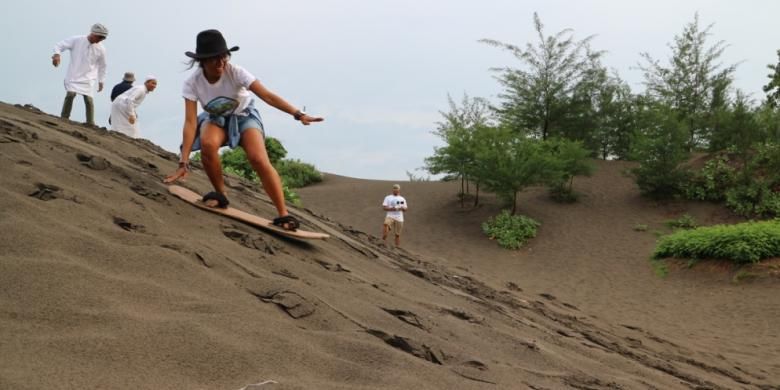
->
xmin=1 ymin=101 xmax=778 ymax=389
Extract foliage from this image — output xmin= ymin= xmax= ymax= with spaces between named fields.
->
xmin=764 ymin=49 xmax=780 ymax=108
xmin=631 ymin=105 xmax=691 ymax=198
xmin=481 ymin=12 xmax=603 ymax=140
xmin=220 ymin=147 xmax=256 ymax=180
xmin=682 ymin=144 xmax=780 ymax=217
xmin=265 ymin=137 xmax=288 ymax=164
xmin=708 ymin=91 xmax=761 ymax=154
xmin=425 ymin=94 xmax=493 ymax=206
xmin=190 ymin=137 xmax=316 ymax=205
xmin=725 ymin=180 xmax=780 ymax=218
xmin=472 ymin=126 xmax=558 ymax=214
xmin=281 ymin=182 xmax=301 ymax=206
xmin=653 ymin=219 xmax=780 ymax=264
xmin=682 ymin=154 xmax=737 ymax=201
xmin=482 ymin=210 xmax=540 ymax=249
xmin=579 ymin=71 xmax=637 ymax=160
xmin=275 ymin=159 xmax=322 ymax=188
xmin=543 ymin=138 xmax=594 ymax=202
xmin=638 ymin=13 xmax=737 ymax=150
xmin=665 ymin=214 xmax=698 ymax=230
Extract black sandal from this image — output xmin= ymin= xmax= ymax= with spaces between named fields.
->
xmin=272 ymin=215 xmax=300 ymax=231
xmin=202 ymin=191 xmax=229 ymax=209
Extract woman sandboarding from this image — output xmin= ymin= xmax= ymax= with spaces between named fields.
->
xmin=164 ymin=30 xmax=323 ymax=231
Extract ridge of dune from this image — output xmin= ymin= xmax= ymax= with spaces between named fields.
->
xmin=1 ymin=101 xmax=778 ymax=389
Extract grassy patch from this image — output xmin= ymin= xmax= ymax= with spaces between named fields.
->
xmin=651 ymin=259 xmax=669 ymax=278
xmin=653 ymin=219 xmax=780 ymax=264
xmin=665 ymin=214 xmax=698 ymax=230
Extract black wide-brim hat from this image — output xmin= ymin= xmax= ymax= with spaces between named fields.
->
xmin=185 ymin=29 xmax=239 ymax=59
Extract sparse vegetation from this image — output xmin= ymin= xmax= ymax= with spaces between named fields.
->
xmin=665 ymin=214 xmax=698 ymax=230
xmin=633 ymin=223 xmax=648 ymax=232
xmin=482 ymin=210 xmax=540 ymax=249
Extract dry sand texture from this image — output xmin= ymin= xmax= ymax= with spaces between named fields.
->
xmin=1 ymin=102 xmax=778 ymax=389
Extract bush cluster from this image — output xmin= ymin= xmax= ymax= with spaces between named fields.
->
xmin=653 ymin=219 xmax=780 ymax=264
xmin=482 ymin=210 xmax=540 ymax=249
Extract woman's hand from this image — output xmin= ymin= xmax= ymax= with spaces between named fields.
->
xmin=300 ymin=114 xmax=324 ymax=126
xmin=164 ymin=162 xmax=189 ymax=183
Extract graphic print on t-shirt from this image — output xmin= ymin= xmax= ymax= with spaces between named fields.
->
xmin=204 ymin=96 xmax=239 ymax=116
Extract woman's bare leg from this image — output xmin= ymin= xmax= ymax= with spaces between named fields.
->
xmin=240 ymin=128 xmax=288 ymax=217
xmin=199 ymin=122 xmax=228 ymax=207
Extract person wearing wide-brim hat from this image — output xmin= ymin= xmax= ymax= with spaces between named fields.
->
xmin=164 ymin=29 xmax=323 ymax=231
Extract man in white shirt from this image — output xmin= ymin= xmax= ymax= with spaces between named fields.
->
xmin=51 ymin=23 xmax=108 ymax=126
xmin=110 ymin=75 xmax=158 ymax=138
xmin=382 ymin=184 xmax=408 ymax=247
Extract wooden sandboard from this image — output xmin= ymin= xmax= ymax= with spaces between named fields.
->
xmin=168 ymin=185 xmax=329 ymax=240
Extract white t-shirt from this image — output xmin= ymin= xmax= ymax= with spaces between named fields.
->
xmin=383 ymin=195 xmax=408 ymax=222
xmin=53 ymin=35 xmax=107 ymax=96
xmin=182 ymin=63 xmax=256 ymax=116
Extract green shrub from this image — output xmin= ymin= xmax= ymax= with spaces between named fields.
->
xmin=631 ymin=106 xmax=691 ymax=199
xmin=683 ymin=155 xmax=737 ymax=201
xmin=634 ymin=165 xmax=690 ymax=199
xmin=281 ymin=180 xmax=301 ymax=206
xmin=192 ymin=139 xmax=313 ymax=205
xmin=653 ymin=219 xmax=780 ymax=264
xmin=265 ymin=137 xmax=287 ymax=164
xmin=482 ymin=210 xmax=540 ymax=249
xmin=725 ymin=181 xmax=780 ymax=218
xmin=275 ymin=159 xmax=322 ymax=188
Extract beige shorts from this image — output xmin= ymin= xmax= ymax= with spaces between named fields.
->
xmin=384 ymin=217 xmax=404 ymax=235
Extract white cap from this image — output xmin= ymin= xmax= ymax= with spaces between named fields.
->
xmin=91 ymin=23 xmax=109 ymax=37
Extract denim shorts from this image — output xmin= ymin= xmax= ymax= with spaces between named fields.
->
xmin=191 ymin=106 xmax=265 ymax=152
xmin=199 ymin=114 xmax=264 ymax=139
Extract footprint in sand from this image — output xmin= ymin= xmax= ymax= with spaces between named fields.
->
xmin=76 ymin=153 xmax=110 ymax=170
xmin=252 ymin=290 xmax=316 ymax=319
xmin=381 ymin=308 xmax=427 ymax=331
xmin=113 ymin=216 xmax=146 ymax=233
xmin=365 ymin=329 xmax=444 ymax=365
xmin=28 ymin=183 xmax=62 ymax=201
xmin=222 ymin=225 xmax=281 ymax=255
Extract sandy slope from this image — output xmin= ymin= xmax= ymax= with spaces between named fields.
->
xmin=0 ymin=101 xmax=778 ymax=389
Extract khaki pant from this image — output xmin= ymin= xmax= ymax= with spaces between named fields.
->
xmin=61 ymin=91 xmax=95 ymax=125
xmin=384 ymin=217 xmax=404 ymax=236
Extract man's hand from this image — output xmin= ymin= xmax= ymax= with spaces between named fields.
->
xmin=51 ymin=54 xmax=60 ymax=67
xmin=128 ymin=115 xmax=136 ymax=124
xmin=98 ymin=82 xmax=104 ymax=92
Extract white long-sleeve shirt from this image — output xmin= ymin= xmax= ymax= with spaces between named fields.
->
xmin=114 ymin=85 xmax=148 ymax=118
xmin=53 ymin=35 xmax=107 ymax=96
xmin=110 ymin=85 xmax=149 ymax=138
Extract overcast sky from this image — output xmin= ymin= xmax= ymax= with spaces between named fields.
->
xmin=2 ymin=0 xmax=779 ymax=179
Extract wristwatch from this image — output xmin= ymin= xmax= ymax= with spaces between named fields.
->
xmin=293 ymin=110 xmax=306 ymax=121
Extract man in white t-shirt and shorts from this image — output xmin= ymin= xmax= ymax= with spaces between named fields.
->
xmin=382 ymin=184 xmax=408 ymax=247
